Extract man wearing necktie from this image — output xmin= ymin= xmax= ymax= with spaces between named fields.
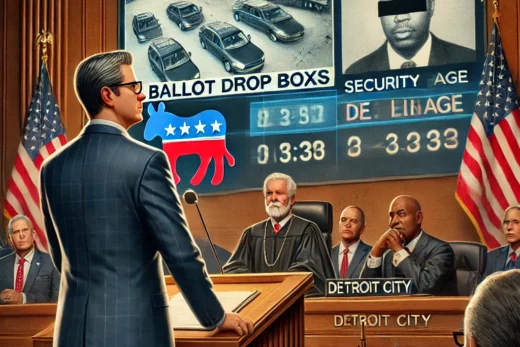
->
xmin=482 ymin=205 xmax=520 ymax=281
xmin=224 ymin=172 xmax=335 ymax=296
xmin=360 ymin=195 xmax=457 ymax=295
xmin=0 ymin=215 xmax=59 ymax=304
xmin=331 ymin=206 xmax=372 ymax=279
xmin=344 ymin=0 xmax=475 ymax=74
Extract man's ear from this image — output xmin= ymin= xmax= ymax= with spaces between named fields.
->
xmin=100 ymin=86 xmax=115 ymax=108
xmin=468 ymin=336 xmax=479 ymax=347
xmin=7 ymin=235 xmax=14 ymax=248
xmin=290 ymin=196 xmax=296 ymax=207
xmin=416 ymin=211 xmax=423 ymax=224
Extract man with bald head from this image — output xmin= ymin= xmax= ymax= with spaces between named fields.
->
xmin=331 ymin=206 xmax=372 ymax=279
xmin=361 ymin=195 xmax=457 ymax=295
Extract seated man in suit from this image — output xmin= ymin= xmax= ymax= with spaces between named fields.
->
xmin=361 ymin=195 xmax=457 ymax=295
xmin=331 ymin=206 xmax=372 ymax=279
xmin=345 ymin=0 xmax=475 ymax=74
xmin=0 ymin=215 xmax=60 ymax=304
xmin=0 ymin=226 xmax=13 ymax=258
xmin=223 ymin=172 xmax=335 ymax=296
xmin=463 ymin=270 xmax=520 ymax=347
xmin=482 ymin=205 xmax=520 ymax=281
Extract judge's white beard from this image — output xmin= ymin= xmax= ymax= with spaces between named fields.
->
xmin=265 ymin=199 xmax=292 ymax=220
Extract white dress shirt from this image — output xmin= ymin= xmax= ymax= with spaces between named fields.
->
xmin=507 ymin=246 xmax=520 ymax=264
xmin=338 ymin=240 xmax=361 ymax=275
xmin=270 ymin=213 xmax=293 ymax=231
xmin=13 ymin=247 xmax=35 ymax=304
xmin=387 ymin=33 xmax=433 ymax=69
xmin=89 ymin=119 xmax=128 ymax=134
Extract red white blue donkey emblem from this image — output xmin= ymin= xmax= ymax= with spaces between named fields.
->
xmin=144 ymin=102 xmax=235 ymax=185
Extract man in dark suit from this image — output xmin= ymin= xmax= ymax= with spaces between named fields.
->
xmin=0 ymin=215 xmax=59 ymax=304
xmin=40 ymin=51 xmax=252 ymax=347
xmin=345 ymin=0 xmax=475 ymax=74
xmin=482 ymin=205 xmax=520 ymax=281
xmin=331 ymin=206 xmax=371 ymax=279
xmin=361 ymin=195 xmax=457 ymax=295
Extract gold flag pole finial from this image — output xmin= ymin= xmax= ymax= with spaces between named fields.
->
xmin=36 ymin=30 xmax=54 ymax=68
xmin=492 ymin=0 xmax=500 ymax=25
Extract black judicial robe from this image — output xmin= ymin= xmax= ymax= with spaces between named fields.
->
xmin=223 ymin=215 xmax=335 ymax=296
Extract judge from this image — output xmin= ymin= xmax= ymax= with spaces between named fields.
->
xmin=223 ymin=173 xmax=335 ymax=296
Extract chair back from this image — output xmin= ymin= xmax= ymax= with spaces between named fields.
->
xmin=292 ymin=201 xmax=333 ymax=253
xmin=449 ymin=241 xmax=487 ymax=295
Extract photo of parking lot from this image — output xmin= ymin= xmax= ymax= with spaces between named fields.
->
xmin=124 ymin=0 xmax=333 ymax=84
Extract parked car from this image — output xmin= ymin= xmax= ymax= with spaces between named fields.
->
xmin=268 ymin=0 xmax=329 ymax=12
xmin=198 ymin=21 xmax=264 ymax=73
xmin=166 ymin=1 xmax=204 ymax=31
xmin=132 ymin=12 xmax=163 ymax=43
xmin=232 ymin=0 xmax=304 ymax=42
xmin=148 ymin=38 xmax=200 ymax=81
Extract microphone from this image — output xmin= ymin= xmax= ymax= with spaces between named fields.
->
xmin=183 ymin=189 xmax=223 ymax=274
xmin=358 ymin=322 xmax=367 ymax=347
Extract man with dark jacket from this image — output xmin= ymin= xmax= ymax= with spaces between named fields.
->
xmin=361 ymin=195 xmax=457 ymax=295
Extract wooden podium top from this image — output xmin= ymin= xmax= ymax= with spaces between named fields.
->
xmin=32 ymin=273 xmax=313 ymax=347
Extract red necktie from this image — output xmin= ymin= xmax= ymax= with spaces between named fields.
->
xmin=512 ymin=253 xmax=517 ymax=262
xmin=340 ymin=249 xmax=349 ymax=278
xmin=15 ymin=258 xmax=26 ymax=292
xmin=274 ymin=223 xmax=281 ymax=235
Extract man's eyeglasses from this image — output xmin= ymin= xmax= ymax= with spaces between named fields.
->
xmin=109 ymin=81 xmax=142 ymax=94
xmin=11 ymin=228 xmax=31 ymax=237
xmin=453 ymin=331 xmax=464 ymax=347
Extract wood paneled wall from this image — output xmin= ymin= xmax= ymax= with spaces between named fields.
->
xmin=1 ymin=0 xmax=519 ymax=249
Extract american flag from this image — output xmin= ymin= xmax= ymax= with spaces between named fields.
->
xmin=3 ymin=60 xmax=67 ymax=250
xmin=456 ymin=23 xmax=520 ymax=249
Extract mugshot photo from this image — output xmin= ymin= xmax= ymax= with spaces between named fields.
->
xmin=342 ymin=0 xmax=476 ymax=75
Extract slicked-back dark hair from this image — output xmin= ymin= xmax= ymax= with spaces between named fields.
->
xmin=74 ymin=51 xmax=133 ymax=118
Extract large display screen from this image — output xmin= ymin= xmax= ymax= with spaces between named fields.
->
xmin=120 ymin=0 xmax=486 ymax=194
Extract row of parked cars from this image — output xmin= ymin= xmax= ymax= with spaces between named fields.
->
xmin=131 ymin=0 xmax=305 ymax=80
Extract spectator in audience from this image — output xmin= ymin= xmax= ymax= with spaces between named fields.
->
xmin=223 ymin=172 xmax=335 ymax=296
xmin=361 ymin=195 xmax=457 ymax=295
xmin=463 ymin=270 xmax=520 ymax=347
xmin=331 ymin=206 xmax=372 ymax=279
xmin=482 ymin=205 xmax=520 ymax=281
xmin=0 ymin=215 xmax=59 ymax=304
xmin=0 ymin=223 xmax=13 ymax=258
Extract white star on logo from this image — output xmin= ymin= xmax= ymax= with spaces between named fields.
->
xmin=210 ymin=120 xmax=222 ymax=133
xmin=180 ymin=122 xmax=190 ymax=135
xmin=165 ymin=124 xmax=176 ymax=136
xmin=194 ymin=120 xmax=206 ymax=134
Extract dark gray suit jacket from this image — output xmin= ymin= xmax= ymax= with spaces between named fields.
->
xmin=482 ymin=245 xmax=519 ymax=281
xmin=0 ymin=248 xmax=60 ymax=303
xmin=360 ymin=231 xmax=457 ymax=295
xmin=40 ymin=124 xmax=225 ymax=347
xmin=345 ymin=33 xmax=476 ymax=74
xmin=331 ymin=240 xmax=371 ymax=279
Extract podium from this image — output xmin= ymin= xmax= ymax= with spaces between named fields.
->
xmin=0 ymin=304 xmax=56 ymax=347
xmin=305 ymin=296 xmax=469 ymax=347
xmin=29 ymin=273 xmax=313 ymax=347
